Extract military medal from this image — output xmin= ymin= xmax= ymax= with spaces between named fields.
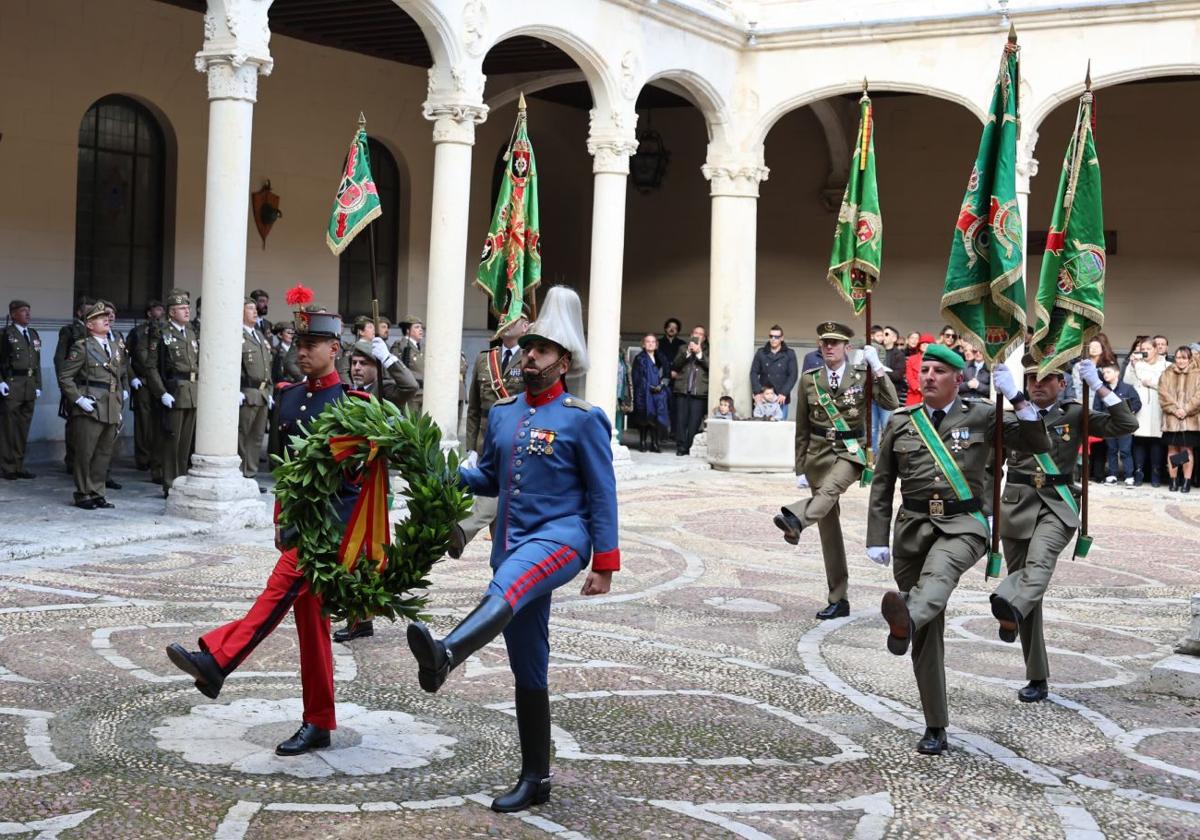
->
xmin=528 ymin=428 xmax=557 ymax=456
xmin=950 ymin=428 xmax=967 ymax=452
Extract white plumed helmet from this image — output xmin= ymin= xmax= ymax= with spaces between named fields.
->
xmin=518 ymin=285 xmax=589 ymax=373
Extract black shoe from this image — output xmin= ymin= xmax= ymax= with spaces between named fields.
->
xmin=1017 ymin=679 xmax=1048 ymax=703
xmin=333 ymin=620 xmax=374 ymax=643
xmin=16 ymin=470 xmax=35 ymax=479
xmin=407 ymin=595 xmax=513 ymax=693
xmin=815 ymin=599 xmax=849 ymax=620
xmin=447 ymin=524 xmax=466 ymax=560
xmin=773 ymin=509 xmax=803 ymax=545
xmin=881 ymin=591 xmax=912 ymax=655
xmin=258 ymin=485 xmax=268 ymax=494
xmin=1169 ymin=475 xmax=1180 ymax=492
xmin=275 ymin=722 xmax=331 ymax=756
xmin=94 ymin=498 xmax=115 ymax=509
xmin=74 ymin=498 xmax=98 ymax=510
xmin=916 ymin=727 xmax=948 ymax=755
xmin=1183 ymin=481 xmax=1192 ymax=494
xmin=105 ymin=479 xmax=122 ymax=490
xmin=1 ymin=472 xmax=16 ymax=480
xmin=166 ymin=643 xmax=225 ymax=699
xmin=990 ymin=595 xmax=1022 ymax=643
xmin=162 ymin=487 xmax=170 ymax=499
xmin=492 ymin=687 xmax=552 ymax=813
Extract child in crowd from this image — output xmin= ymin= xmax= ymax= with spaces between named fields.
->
xmin=711 ymin=395 xmax=741 ymax=421
xmin=1098 ymin=362 xmax=1142 ymax=486
xmin=753 ymin=384 xmax=784 ymax=421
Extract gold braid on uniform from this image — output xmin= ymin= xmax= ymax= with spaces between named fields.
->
xmin=273 ymin=397 xmax=472 ymax=625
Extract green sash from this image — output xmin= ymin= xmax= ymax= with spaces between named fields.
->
xmin=1029 ymin=452 xmax=1080 ymax=515
xmin=908 ymin=408 xmax=989 ymax=531
xmin=811 ymin=372 xmax=866 ymax=467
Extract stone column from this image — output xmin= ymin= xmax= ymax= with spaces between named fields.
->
xmin=421 ymin=92 xmax=487 ymax=444
xmin=702 ymin=153 xmax=769 ymax=415
xmin=167 ymin=0 xmax=273 ymax=526
xmin=582 ymin=121 xmax=638 ymax=425
xmin=1006 ymin=134 xmax=1040 ymax=385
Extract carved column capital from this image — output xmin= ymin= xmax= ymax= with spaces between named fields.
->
xmin=587 ymin=107 xmax=638 ymax=176
xmin=702 ymin=160 xmax=770 ymax=198
xmin=194 ymin=0 xmax=274 ymax=102
xmin=423 ymin=101 xmax=488 ymax=146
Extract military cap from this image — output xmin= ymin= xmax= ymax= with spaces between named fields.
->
xmin=922 ymin=342 xmax=965 ymax=370
xmin=272 ymin=320 xmax=292 ymax=335
xmin=398 ymin=314 xmax=424 ymax=332
xmin=84 ymin=301 xmax=110 ymax=321
xmin=249 ymin=288 xmax=269 ymax=299
xmin=302 ymin=304 xmax=326 ymax=314
xmin=816 ymin=321 xmax=854 ymax=341
xmin=350 ymin=339 xmax=377 ymax=360
xmin=294 ymin=309 xmax=342 ymax=339
xmin=9 ymin=299 xmax=31 ymax=312
xmin=165 ymin=289 xmax=191 ymax=308
xmin=1021 ymin=353 xmax=1065 ymax=378
xmin=352 ymin=314 xmax=373 ymax=333
xmin=375 ymin=316 xmax=391 ymax=327
xmin=146 ymin=299 xmax=163 ymax=310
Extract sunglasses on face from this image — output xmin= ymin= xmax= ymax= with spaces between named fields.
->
xmin=769 ymin=333 xmax=782 ymax=339
xmin=943 ymin=332 xmax=957 ymax=339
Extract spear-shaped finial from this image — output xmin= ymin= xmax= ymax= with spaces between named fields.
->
xmin=357 ymin=111 xmax=366 ymax=129
xmin=1008 ymin=21 xmax=1017 ymax=43
xmin=862 ymin=77 xmax=869 ymax=94
xmin=518 ymin=91 xmax=527 ymax=111
xmin=1084 ymin=60 xmax=1092 ymax=91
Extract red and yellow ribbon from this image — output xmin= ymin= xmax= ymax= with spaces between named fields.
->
xmin=330 ymin=435 xmax=390 ymax=573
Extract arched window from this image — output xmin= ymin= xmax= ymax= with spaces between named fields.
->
xmin=74 ymin=96 xmax=166 ymax=316
xmin=339 ymin=138 xmax=399 ymax=321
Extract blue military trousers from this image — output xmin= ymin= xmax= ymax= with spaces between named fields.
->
xmin=487 ymin=540 xmax=587 ymax=690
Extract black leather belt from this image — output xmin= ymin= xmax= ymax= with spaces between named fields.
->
xmin=1007 ymin=471 xmax=1070 ymax=488
xmin=902 ymin=496 xmax=982 ymax=516
xmin=10 ymin=370 xmax=35 ymax=377
xmin=811 ymin=426 xmax=864 ymax=441
xmin=84 ymin=379 xmax=117 ymax=391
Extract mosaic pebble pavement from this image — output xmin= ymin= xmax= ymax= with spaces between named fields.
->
xmin=1 ymin=468 xmax=1198 ymax=839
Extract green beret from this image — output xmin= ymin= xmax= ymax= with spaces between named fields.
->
xmin=922 ymin=343 xmax=965 ymax=370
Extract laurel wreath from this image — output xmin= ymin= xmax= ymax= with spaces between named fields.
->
xmin=272 ymin=396 xmax=472 ymax=625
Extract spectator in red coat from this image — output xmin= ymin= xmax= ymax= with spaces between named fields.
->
xmin=904 ymin=333 xmax=935 ymax=406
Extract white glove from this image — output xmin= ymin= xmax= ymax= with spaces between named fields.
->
xmin=1076 ymin=358 xmax=1103 ymax=391
xmin=122 ymin=390 xmax=129 ymax=402
xmin=75 ymin=396 xmax=96 ymax=413
xmin=267 ymin=395 xmax=274 ymax=410
xmin=35 ymin=388 xmax=41 ymax=398
xmin=861 ymin=345 xmax=888 ymax=374
xmin=0 ymin=382 xmax=8 ymax=397
xmin=161 ymin=393 xmax=175 ymax=408
xmin=795 ymin=473 xmax=809 ymax=489
xmin=992 ymin=364 xmax=1019 ymax=401
xmin=131 ymin=377 xmax=142 ymax=390
xmin=463 ymin=450 xmax=479 ymax=470
xmin=987 ymin=516 xmax=994 ymax=535
xmin=238 ymin=392 xmax=246 ymax=407
xmin=370 ymin=337 xmax=400 ymax=368
xmin=867 ymin=546 xmax=891 ymax=566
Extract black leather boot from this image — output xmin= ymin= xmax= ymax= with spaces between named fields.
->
xmin=407 ymin=595 xmax=513 ymax=693
xmin=275 ymin=722 xmax=331 ymax=756
xmin=815 ymin=599 xmax=849 ymax=620
xmin=492 ymin=687 xmax=552 ymax=813
xmin=990 ymin=594 xmax=1023 ymax=643
xmin=917 ymin=727 xmax=948 ymax=755
xmin=166 ymin=643 xmax=225 ymax=699
xmin=638 ymin=427 xmax=647 ymax=452
xmin=1018 ymin=679 xmax=1049 ymax=703
xmin=447 ymin=523 xmax=467 ymax=559
xmin=881 ymin=591 xmax=913 ymax=655
xmin=773 ymin=508 xmax=803 ymax=545
xmin=333 ymin=620 xmax=374 ymax=643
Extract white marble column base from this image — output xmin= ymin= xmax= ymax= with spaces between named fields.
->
xmin=166 ymin=454 xmax=271 ymax=527
xmin=1147 ymin=594 xmax=1200 ymax=698
xmin=611 ymin=439 xmax=636 ymax=480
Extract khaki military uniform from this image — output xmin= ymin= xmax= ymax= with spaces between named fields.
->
xmin=392 ymin=336 xmax=424 ymax=413
xmin=146 ymin=321 xmax=200 ymax=490
xmin=58 ymin=335 xmax=127 ymax=504
xmin=784 ymin=361 xmax=898 ymax=605
xmin=0 ymin=323 xmax=42 ymax=476
xmin=238 ymin=327 xmax=273 ymax=478
xmin=272 ymin=343 xmax=302 ymax=385
xmin=128 ymin=320 xmax=162 ymax=478
xmin=869 ymin=399 xmax=1050 ymax=727
xmin=460 ymin=346 xmax=527 ymax=543
xmin=995 ymin=399 xmax=1138 ymax=680
xmin=54 ymin=319 xmax=87 ymax=470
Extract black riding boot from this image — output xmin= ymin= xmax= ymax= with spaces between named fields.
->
xmin=649 ymin=427 xmax=661 ymax=453
xmin=407 ymin=595 xmax=512 ymax=693
xmin=638 ymin=427 xmax=647 ymax=452
xmin=492 ymin=687 xmax=552 ymax=813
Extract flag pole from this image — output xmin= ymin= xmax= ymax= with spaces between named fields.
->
xmin=358 ymin=112 xmax=381 ymax=328
xmin=860 ymin=78 xmax=875 ymax=464
xmin=1078 ymin=64 xmax=1093 ymax=550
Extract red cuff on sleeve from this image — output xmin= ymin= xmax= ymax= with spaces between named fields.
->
xmin=273 ymin=498 xmax=281 ymax=525
xmin=591 ymin=548 xmax=621 ymax=572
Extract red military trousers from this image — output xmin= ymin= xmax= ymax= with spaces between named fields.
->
xmin=199 ymin=548 xmax=336 ymax=730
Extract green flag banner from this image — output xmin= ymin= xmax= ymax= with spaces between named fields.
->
xmin=476 ymin=97 xmax=541 ymax=330
xmin=326 ymin=122 xmax=382 ymax=256
xmin=828 ymin=92 xmax=882 ymax=316
xmin=1030 ymin=87 xmax=1105 ymax=377
xmin=941 ymin=33 xmax=1026 ymax=365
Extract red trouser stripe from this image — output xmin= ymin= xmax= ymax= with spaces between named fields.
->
xmin=503 ymin=546 xmax=578 ymax=608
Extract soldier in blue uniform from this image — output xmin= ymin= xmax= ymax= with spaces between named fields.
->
xmin=407 ymin=286 xmax=619 ymax=813
xmin=165 ymin=304 xmax=363 ymax=757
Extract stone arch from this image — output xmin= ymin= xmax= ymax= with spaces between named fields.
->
xmin=482 ymin=25 xmax=618 ymax=115
xmin=388 ymin=0 xmax=459 ymax=67
xmin=1027 ymin=64 xmax=1200 ymax=131
xmin=484 ymin=70 xmax=587 ymax=111
xmin=640 ymin=69 xmax=728 ymax=144
xmin=752 ymin=81 xmax=985 ymax=148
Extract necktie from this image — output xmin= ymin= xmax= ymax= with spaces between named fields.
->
xmin=931 ymin=408 xmax=946 ymax=429
xmin=19 ymin=328 xmax=28 ymax=342
xmin=1039 ymin=408 xmax=1049 ymax=418
xmin=502 ymin=348 xmax=512 ymax=371
xmin=829 ymin=370 xmax=840 ymax=391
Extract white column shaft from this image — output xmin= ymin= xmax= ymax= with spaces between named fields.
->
xmin=708 ymin=193 xmax=758 ymax=413
xmin=422 ymin=138 xmax=474 ymax=440
xmin=582 ymin=171 xmax=629 ymax=421
xmin=194 ymin=95 xmax=254 ymax=457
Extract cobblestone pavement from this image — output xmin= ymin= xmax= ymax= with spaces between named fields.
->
xmin=1 ymin=468 xmax=1198 ymax=839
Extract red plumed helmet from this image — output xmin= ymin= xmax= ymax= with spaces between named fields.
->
xmin=285 ymin=284 xmax=315 ymax=307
